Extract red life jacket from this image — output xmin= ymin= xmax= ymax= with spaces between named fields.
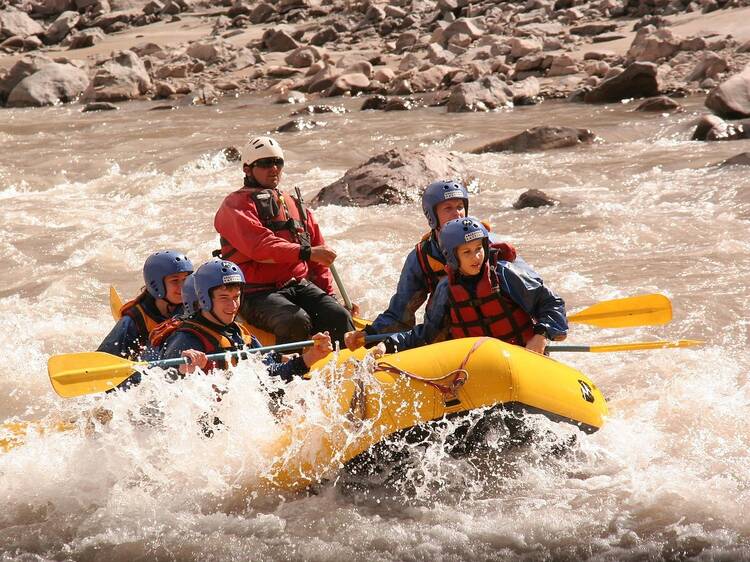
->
xmin=150 ymin=316 xmax=255 ymax=372
xmin=446 ymin=246 xmax=534 ymax=346
xmin=119 ymin=292 xmax=168 ymax=350
xmin=219 ymin=189 xmax=309 ymax=265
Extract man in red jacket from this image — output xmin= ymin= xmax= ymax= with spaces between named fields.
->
xmin=214 ymin=136 xmax=354 ymax=346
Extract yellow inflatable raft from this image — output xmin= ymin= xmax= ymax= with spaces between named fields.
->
xmin=260 ymin=336 xmax=608 ymax=493
xmin=2 ymin=337 xmax=607 ymax=496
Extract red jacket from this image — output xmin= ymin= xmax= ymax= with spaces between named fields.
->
xmin=214 ymin=187 xmax=334 ymax=294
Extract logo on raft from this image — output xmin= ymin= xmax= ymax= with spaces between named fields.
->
xmin=578 ymin=379 xmax=595 ymax=403
xmin=222 ymin=274 xmax=243 ymax=284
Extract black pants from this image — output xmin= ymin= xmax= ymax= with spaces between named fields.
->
xmin=241 ymin=279 xmax=353 ymax=347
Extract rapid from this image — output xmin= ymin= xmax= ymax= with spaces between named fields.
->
xmin=1 ymin=94 xmax=749 ymax=561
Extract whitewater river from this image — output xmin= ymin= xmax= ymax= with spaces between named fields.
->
xmin=1 ymin=93 xmax=749 ymax=561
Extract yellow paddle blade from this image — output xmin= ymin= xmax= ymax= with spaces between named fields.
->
xmin=48 ymin=351 xmax=138 ymax=398
xmin=569 ymin=294 xmax=672 ymax=328
xmin=589 ymin=339 xmax=704 ymax=353
xmin=109 ymin=286 xmax=123 ymax=321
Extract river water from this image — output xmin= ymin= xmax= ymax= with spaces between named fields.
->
xmin=1 ymin=93 xmax=749 ymax=561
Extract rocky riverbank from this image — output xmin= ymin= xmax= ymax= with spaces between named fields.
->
xmin=1 ymin=0 xmax=749 ymax=205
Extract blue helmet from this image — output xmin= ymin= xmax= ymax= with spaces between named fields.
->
xmin=194 ymin=258 xmax=245 ymax=311
xmin=439 ymin=217 xmax=489 ymax=270
xmin=143 ymin=250 xmax=194 ymax=299
xmin=421 ymin=179 xmax=469 ymax=230
xmin=181 ymin=273 xmax=198 ymax=315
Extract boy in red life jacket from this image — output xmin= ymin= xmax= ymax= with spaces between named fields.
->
xmin=350 ymin=179 xmax=517 ymax=340
xmin=97 ymin=250 xmax=193 ymax=361
xmin=213 ymin=136 xmax=355 ymax=347
xmin=156 ymin=258 xmax=332 ymax=381
xmin=345 ymin=217 xmax=567 ymax=355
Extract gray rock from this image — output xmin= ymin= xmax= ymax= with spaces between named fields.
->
xmin=635 ymin=96 xmax=684 ymax=112
xmin=584 ymin=62 xmax=660 ymax=103
xmin=686 ymin=52 xmax=728 ymax=83
xmin=447 ymin=75 xmax=511 ymax=112
xmin=718 ymin=152 xmax=750 ymax=167
xmin=691 ymin=114 xmax=747 ymax=141
xmin=82 ymin=101 xmax=117 ymax=111
xmin=262 ymin=28 xmax=298 ymax=52
xmin=705 ymin=64 xmax=750 ymax=119
xmin=186 ymin=40 xmax=231 ymax=63
xmin=0 ymin=8 xmax=44 ymax=39
xmin=513 ymin=189 xmax=556 ymax=209
xmin=312 ymin=147 xmax=469 ymax=207
xmin=42 ymin=10 xmax=79 ymax=45
xmin=66 ymin=27 xmax=104 ymax=49
xmin=284 ymin=45 xmax=322 ymax=68
xmin=570 ymin=23 xmax=617 ymax=36
xmin=626 ymin=25 xmax=679 ymax=63
xmin=310 ymin=25 xmax=338 ymax=46
xmin=325 ymin=72 xmax=370 ymax=97
xmin=276 ymin=118 xmax=325 ymax=132
xmin=249 ymin=2 xmax=275 ymax=24
xmin=472 ymin=126 xmax=598 ymax=153
xmin=7 ymin=62 xmax=89 ymax=107
xmin=82 ymin=49 xmax=152 ymax=102
xmin=290 ymin=104 xmax=347 ymax=115
xmin=32 ymin=0 xmax=73 ymax=16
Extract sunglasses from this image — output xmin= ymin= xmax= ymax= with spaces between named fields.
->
xmin=253 ymin=157 xmax=285 ymax=169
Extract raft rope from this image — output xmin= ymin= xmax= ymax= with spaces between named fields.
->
xmin=376 ymin=337 xmax=490 ymax=404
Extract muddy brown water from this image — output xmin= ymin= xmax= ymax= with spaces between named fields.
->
xmin=1 ymin=93 xmax=749 ymax=561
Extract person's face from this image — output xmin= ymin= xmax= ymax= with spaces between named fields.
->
xmin=163 ymin=272 xmax=190 ymax=304
xmin=456 ymin=239 xmax=485 ymax=276
xmin=249 ymin=157 xmax=284 ymax=188
xmin=434 ymin=199 xmax=466 ymax=229
xmin=210 ymin=284 xmax=241 ymax=324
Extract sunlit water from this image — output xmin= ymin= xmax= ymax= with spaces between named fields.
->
xmin=1 ymin=93 xmax=749 ymax=560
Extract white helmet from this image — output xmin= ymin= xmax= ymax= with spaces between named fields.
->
xmin=241 ymin=136 xmax=284 ymax=166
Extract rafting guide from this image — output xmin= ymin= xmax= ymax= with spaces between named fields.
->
xmin=214 ymin=136 xmax=355 ymax=348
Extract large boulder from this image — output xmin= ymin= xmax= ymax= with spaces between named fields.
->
xmin=6 ymin=62 xmax=89 ymax=107
xmin=0 ymin=8 xmax=44 ymax=39
xmin=583 ymin=62 xmax=659 ymax=103
xmin=82 ymin=50 xmax=152 ymax=102
xmin=262 ymin=28 xmax=298 ymax=52
xmin=42 ymin=10 xmax=79 ymax=45
xmin=626 ymin=25 xmax=680 ymax=63
xmin=285 ymin=45 xmax=323 ymax=68
xmin=471 ymin=126 xmax=598 ymax=153
xmin=186 ymin=40 xmax=231 ymax=64
xmin=65 ymin=27 xmax=105 ymax=49
xmin=705 ymin=64 xmax=750 ymax=119
xmin=513 ymin=189 xmax=557 ymax=210
xmin=447 ymin=75 xmax=511 ymax=112
xmin=635 ymin=96 xmax=684 ymax=112
xmin=686 ymin=52 xmax=728 ymax=83
xmin=312 ymin=147 xmax=469 ymax=207
xmin=31 ymin=0 xmax=73 ymax=16
xmin=0 ymin=55 xmax=51 ymax=102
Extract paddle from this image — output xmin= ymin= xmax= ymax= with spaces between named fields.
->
xmin=48 ymin=335 xmax=388 ymax=399
xmin=547 ymin=339 xmax=703 ymax=353
xmin=567 ymin=293 xmax=671 ymax=328
xmin=109 ymin=285 xmax=123 ymax=321
xmin=329 ymin=262 xmax=353 ymax=311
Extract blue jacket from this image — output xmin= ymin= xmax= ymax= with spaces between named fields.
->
xmin=383 ymin=256 xmax=568 ymax=353
xmin=97 ymin=292 xmax=181 ymax=362
xmin=159 ymin=316 xmax=309 ymax=383
xmin=369 ymin=230 xmax=512 ymax=334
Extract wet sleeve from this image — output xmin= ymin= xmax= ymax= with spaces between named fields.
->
xmin=369 ymin=249 xmax=429 ymax=333
xmin=214 ymin=197 xmax=303 ymax=264
xmin=261 ymin=352 xmax=309 ymax=383
xmin=382 ymin=281 xmax=450 ymax=353
xmin=97 ymin=316 xmax=142 ymax=360
xmin=496 ymin=261 xmax=568 ymax=339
